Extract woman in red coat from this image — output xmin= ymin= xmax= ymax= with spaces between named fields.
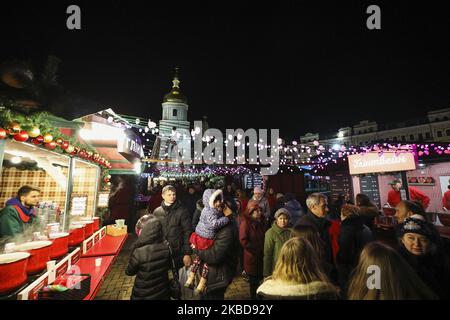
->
xmin=239 ymin=203 xmax=266 ymax=300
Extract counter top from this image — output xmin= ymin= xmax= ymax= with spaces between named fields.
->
xmin=81 ymin=234 xmax=128 ymax=258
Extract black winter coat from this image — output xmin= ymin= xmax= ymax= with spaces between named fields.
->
xmin=336 ymin=215 xmax=374 ymax=289
xmin=153 ymin=200 xmax=193 ymax=269
xmin=126 ymin=219 xmax=171 ymax=300
xmin=183 ymin=193 xmax=201 ymax=217
xmin=295 ymin=211 xmax=334 ymax=265
xmin=197 ymin=221 xmax=239 ymax=294
xmin=192 ymin=200 xmax=204 ymax=230
xmin=399 ymin=245 xmax=450 ymax=299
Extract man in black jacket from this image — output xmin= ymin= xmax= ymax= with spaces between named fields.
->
xmin=295 ymin=193 xmax=335 ymax=278
xmin=336 ymin=204 xmax=374 ymax=290
xmin=197 ymin=200 xmax=239 ymax=300
xmin=153 ymin=185 xmax=193 ymax=269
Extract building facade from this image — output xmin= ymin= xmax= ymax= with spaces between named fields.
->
xmin=283 ymin=108 xmax=450 ymax=163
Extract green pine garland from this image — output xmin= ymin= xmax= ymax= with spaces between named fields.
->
xmin=0 ymin=107 xmax=111 ymax=190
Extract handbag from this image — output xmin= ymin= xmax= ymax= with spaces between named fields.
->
xmin=167 ymin=242 xmax=182 ymax=300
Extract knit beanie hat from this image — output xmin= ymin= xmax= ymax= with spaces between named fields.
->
xmin=274 ymin=208 xmax=290 ymax=220
xmin=399 ymin=217 xmax=433 ymax=239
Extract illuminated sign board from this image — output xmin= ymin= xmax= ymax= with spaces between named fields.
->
xmin=348 ymin=152 xmax=417 ymax=175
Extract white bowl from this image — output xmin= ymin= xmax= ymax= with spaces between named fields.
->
xmin=49 ymin=232 xmax=69 ymax=239
xmin=0 ymin=252 xmax=30 ymax=264
xmin=13 ymin=241 xmax=53 ymax=251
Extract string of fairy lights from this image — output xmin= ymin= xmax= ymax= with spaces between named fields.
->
xmin=98 ymin=111 xmax=450 ymax=176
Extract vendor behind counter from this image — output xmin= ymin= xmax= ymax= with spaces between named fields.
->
xmin=0 ymin=186 xmax=40 ymax=238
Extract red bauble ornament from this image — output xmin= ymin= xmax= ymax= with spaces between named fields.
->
xmin=61 ymin=141 xmax=69 ymax=150
xmin=45 ymin=141 xmax=57 ymax=150
xmin=32 ymin=138 xmax=40 ymax=145
xmin=0 ymin=128 xmax=6 ymax=139
xmin=13 ymin=130 xmax=29 ymax=142
xmin=35 ymin=135 xmax=44 ymax=144
xmin=104 ymin=178 xmax=110 ymax=183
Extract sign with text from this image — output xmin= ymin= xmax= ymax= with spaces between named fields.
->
xmin=100 ymin=226 xmax=107 ymax=238
xmin=71 ymin=195 xmax=88 ymax=216
xmin=97 ymin=192 xmax=110 ymax=208
xmin=82 ymin=234 xmax=95 ymax=254
xmin=17 ymin=248 xmax=81 ymax=300
xmin=348 ymin=152 xmax=417 ymax=175
xmin=117 ymin=129 xmax=144 ymax=161
xmin=70 ymin=248 xmax=81 ymax=266
xmin=17 ymin=272 xmax=48 ymax=300
xmin=359 ymin=175 xmax=381 ymax=208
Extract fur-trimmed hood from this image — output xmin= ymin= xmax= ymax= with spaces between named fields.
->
xmin=257 ymin=279 xmax=337 ymax=299
xmin=202 ymin=188 xmax=223 ymax=209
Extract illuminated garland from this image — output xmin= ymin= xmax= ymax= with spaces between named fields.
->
xmin=0 ymin=108 xmax=112 ymax=190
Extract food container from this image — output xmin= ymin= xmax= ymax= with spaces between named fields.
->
xmin=106 ymin=224 xmax=127 ymax=237
xmin=92 ymin=217 xmax=100 ymax=232
xmin=49 ymin=232 xmax=69 ymax=259
xmin=13 ymin=241 xmax=52 ymax=275
xmin=47 ymin=223 xmax=60 ymax=235
xmin=73 ymin=221 xmax=94 ymax=239
xmin=81 ymin=217 xmax=100 ymax=233
xmin=68 ymin=225 xmax=85 ymax=246
xmin=0 ymin=252 xmax=30 ymax=295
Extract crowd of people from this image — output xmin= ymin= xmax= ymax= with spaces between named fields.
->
xmin=125 ymin=181 xmax=450 ymax=300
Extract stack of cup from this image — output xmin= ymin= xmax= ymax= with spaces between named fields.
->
xmin=115 ymin=219 xmax=125 ymax=228
xmin=4 ymin=243 xmax=15 ymax=253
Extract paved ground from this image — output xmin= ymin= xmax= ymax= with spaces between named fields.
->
xmin=95 ymin=234 xmax=250 ymax=300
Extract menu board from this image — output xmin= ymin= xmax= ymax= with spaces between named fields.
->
xmin=330 ymin=173 xmax=353 ymax=203
xmin=359 ymin=175 xmax=381 ymax=208
xmin=97 ymin=192 xmax=109 ymax=208
xmin=253 ymin=174 xmax=263 ymax=188
xmin=244 ymin=174 xmax=263 ymax=189
xmin=71 ymin=195 xmax=88 ymax=216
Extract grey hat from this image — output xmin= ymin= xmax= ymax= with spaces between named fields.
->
xmin=274 ymin=208 xmax=290 ymax=219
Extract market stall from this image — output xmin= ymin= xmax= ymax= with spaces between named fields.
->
xmin=0 ymin=108 xmax=117 ymax=299
xmin=347 ymin=150 xmax=450 ymax=236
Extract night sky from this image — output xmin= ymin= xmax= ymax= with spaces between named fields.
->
xmin=1 ymin=0 xmax=450 ymax=140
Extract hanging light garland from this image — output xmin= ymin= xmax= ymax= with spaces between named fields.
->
xmin=0 ymin=108 xmax=111 ymax=190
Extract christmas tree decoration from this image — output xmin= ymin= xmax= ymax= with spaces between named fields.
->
xmin=28 ymin=127 xmax=41 ymax=138
xmin=55 ymin=138 xmax=63 ymax=145
xmin=13 ymin=130 xmax=29 ymax=142
xmin=43 ymin=133 xmax=53 ymax=143
xmin=0 ymin=128 xmax=6 ymax=139
xmin=61 ymin=141 xmax=69 ymax=149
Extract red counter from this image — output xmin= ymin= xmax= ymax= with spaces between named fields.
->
xmin=82 ymin=234 xmax=128 ymax=258
xmin=72 ymin=255 xmax=115 ymax=300
xmin=76 ymin=234 xmax=128 ymax=300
